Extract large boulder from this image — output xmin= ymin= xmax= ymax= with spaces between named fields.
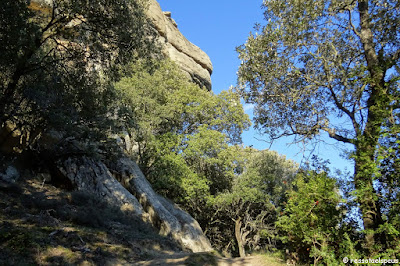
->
xmin=115 ymin=157 xmax=213 ymax=252
xmin=56 ymin=155 xmax=213 ymax=253
xmin=146 ymin=0 xmax=213 ymax=90
xmin=57 ymin=156 xmax=144 ymax=215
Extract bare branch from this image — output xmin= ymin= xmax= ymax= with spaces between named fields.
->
xmin=327 ymin=84 xmax=361 ymax=131
xmin=347 ymin=9 xmax=361 ymax=38
xmin=320 ymin=126 xmax=354 ymax=144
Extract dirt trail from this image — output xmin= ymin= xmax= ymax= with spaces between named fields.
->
xmin=132 ymin=253 xmax=285 ymax=266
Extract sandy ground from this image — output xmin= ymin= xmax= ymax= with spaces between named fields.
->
xmin=131 ymin=253 xmax=286 ymax=266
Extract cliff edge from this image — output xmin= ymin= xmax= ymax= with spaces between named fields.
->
xmin=146 ymin=0 xmax=213 ymax=90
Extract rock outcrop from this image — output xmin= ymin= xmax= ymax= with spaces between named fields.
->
xmin=115 ymin=158 xmax=213 ymax=252
xmin=6 ymin=0 xmax=215 ymax=253
xmin=57 ymin=157 xmax=144 ymax=215
xmin=146 ymin=0 xmax=213 ymax=90
xmin=28 ymin=0 xmax=213 ymax=90
xmin=56 ymin=155 xmax=213 ymax=253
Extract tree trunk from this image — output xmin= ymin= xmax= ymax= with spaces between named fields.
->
xmin=356 ymin=0 xmax=388 ymax=253
xmin=354 ymin=139 xmax=384 ymax=252
xmin=235 ymin=218 xmax=246 ymax=258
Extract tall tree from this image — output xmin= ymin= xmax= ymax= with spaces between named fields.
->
xmin=237 ymin=0 xmax=399 ymax=253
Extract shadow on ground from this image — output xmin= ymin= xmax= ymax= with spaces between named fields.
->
xmin=0 ymin=176 xmax=181 ymax=265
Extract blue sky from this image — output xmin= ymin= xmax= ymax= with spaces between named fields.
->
xmin=157 ymin=0 xmax=354 ymax=174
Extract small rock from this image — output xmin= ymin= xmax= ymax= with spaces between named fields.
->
xmin=72 ymin=245 xmax=91 ymax=253
xmin=0 ymin=166 xmax=20 ymax=183
xmin=49 ymin=229 xmax=62 ymax=237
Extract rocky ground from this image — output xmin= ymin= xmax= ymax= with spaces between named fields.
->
xmin=0 ymin=176 xmax=285 ymax=266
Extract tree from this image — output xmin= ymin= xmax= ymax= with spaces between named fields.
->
xmin=276 ymin=169 xmax=344 ymax=265
xmin=0 ymin=1 xmax=216 ymax=253
xmin=0 ymin=0 xmax=154 ymax=147
xmin=114 ymin=58 xmax=250 ymax=213
xmin=211 ymin=149 xmax=298 ymax=257
xmin=375 ymin=115 xmax=400 ymax=256
xmin=237 ymin=0 xmax=399 ymax=253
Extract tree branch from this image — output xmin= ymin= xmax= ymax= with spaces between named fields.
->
xmin=392 ymin=49 xmax=400 ymax=62
xmin=347 ymin=9 xmax=361 ymax=38
xmin=320 ymin=126 xmax=354 ymax=144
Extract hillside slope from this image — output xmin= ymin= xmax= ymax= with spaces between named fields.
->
xmin=0 ymin=176 xmax=286 ymax=266
xmin=0 ymin=177 xmax=180 ymax=265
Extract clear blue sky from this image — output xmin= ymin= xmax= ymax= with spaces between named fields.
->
xmin=157 ymin=0 xmax=354 ymax=175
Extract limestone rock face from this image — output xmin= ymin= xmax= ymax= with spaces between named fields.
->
xmin=115 ymin=157 xmax=213 ymax=252
xmin=29 ymin=0 xmax=213 ymax=90
xmin=146 ymin=0 xmax=213 ymax=90
xmin=57 ymin=157 xmax=144 ymax=215
xmin=56 ymin=155 xmax=213 ymax=252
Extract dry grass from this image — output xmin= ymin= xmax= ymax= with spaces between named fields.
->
xmin=0 ymin=177 xmax=180 ymax=265
xmin=0 ymin=177 xmax=287 ymax=266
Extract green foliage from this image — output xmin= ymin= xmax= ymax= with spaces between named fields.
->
xmin=237 ymin=0 xmax=400 ymax=253
xmin=114 ymin=58 xmax=269 ymax=256
xmin=114 ymin=58 xmax=250 ymax=208
xmin=184 ymin=126 xmax=238 ymax=194
xmin=0 ymin=0 xmax=155 ymax=147
xmin=237 ymin=0 xmax=399 ymax=144
xmin=374 ymin=115 xmax=400 ymax=254
xmin=276 ymin=169 xmax=344 ymax=264
xmin=237 ymin=149 xmax=298 ymax=207
xmin=209 ymin=149 xmax=298 ymax=256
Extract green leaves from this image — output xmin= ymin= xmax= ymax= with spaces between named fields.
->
xmin=115 ymin=58 xmax=250 ymax=204
xmin=114 ymin=59 xmax=259 ymax=255
xmin=237 ymin=0 xmax=400 ymax=255
xmin=116 ymin=59 xmax=250 ymax=139
xmin=237 ymin=0 xmax=399 ymax=146
xmin=0 ymin=0 xmax=156 ymax=147
xmin=276 ymin=170 xmax=344 ymax=264
xmin=208 ymin=148 xmax=299 ymax=255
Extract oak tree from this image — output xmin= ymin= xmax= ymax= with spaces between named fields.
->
xmin=237 ymin=0 xmax=399 ymax=253
xmin=114 ymin=58 xmax=250 ymax=211
xmin=211 ymin=149 xmax=298 ymax=257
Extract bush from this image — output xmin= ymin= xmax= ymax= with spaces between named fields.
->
xmin=276 ymin=169 xmax=345 ymax=264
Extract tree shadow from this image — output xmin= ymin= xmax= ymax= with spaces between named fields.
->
xmin=0 ymin=174 xmax=181 ymax=265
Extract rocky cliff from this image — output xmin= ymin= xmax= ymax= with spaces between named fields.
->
xmin=2 ymin=0 xmax=214 ymax=253
xmin=146 ymin=0 xmax=213 ymax=90
xmin=28 ymin=0 xmax=213 ymax=90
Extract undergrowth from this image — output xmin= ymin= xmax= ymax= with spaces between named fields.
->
xmin=0 ymin=177 xmax=180 ymax=265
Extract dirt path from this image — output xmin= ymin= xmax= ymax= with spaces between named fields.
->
xmin=132 ymin=253 xmax=285 ymax=266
